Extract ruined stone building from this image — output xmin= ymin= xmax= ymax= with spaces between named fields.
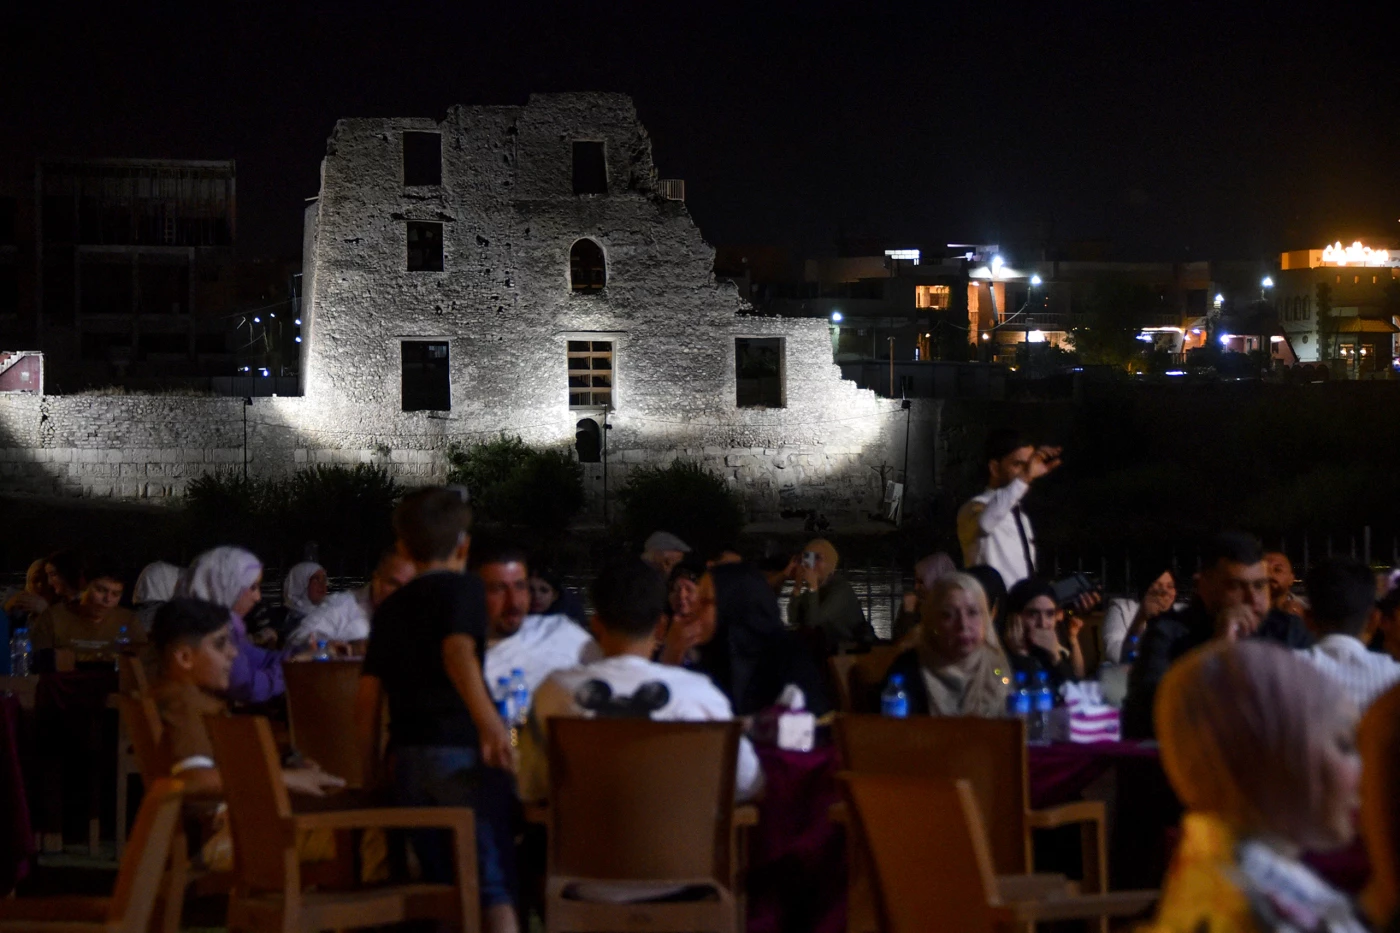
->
xmin=1 ymin=94 xmax=932 ymax=519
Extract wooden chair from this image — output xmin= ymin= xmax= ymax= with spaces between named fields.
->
xmin=113 ymin=656 xmax=151 ymax=858
xmin=281 ymin=659 xmax=366 ymax=788
xmin=829 ymin=644 xmax=904 ymax=713
xmin=546 ymin=717 xmax=745 ymax=933
xmin=834 ymin=714 xmax=1111 ymax=933
xmin=839 ymin=773 xmax=1157 ymax=933
xmin=0 ymin=778 xmax=185 ymax=933
xmin=208 ymin=715 xmax=480 ymax=933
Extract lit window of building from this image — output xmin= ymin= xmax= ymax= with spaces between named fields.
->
xmin=915 ymin=285 xmax=950 ymax=309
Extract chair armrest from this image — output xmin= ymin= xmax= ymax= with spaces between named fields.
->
xmin=1008 ymin=890 xmax=1159 ymax=923
xmin=0 ymin=897 xmax=111 ymax=922
xmin=734 ymin=805 xmax=759 ymax=828
xmin=1027 ymin=800 xmax=1105 ymax=830
xmin=291 ymin=806 xmax=474 ymax=833
xmin=994 ymin=873 xmax=1071 ymax=901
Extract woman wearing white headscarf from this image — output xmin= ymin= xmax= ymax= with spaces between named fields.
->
xmin=133 ymin=561 xmax=182 ymax=632
xmin=1144 ymin=641 xmax=1365 ymax=933
xmin=281 ymin=562 xmax=328 ymax=625
xmin=176 ymin=546 xmax=289 ymax=704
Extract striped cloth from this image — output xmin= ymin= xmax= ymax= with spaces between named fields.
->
xmin=1297 ymin=634 xmax=1400 ymax=713
xmin=1062 ymin=681 xmax=1121 ymax=743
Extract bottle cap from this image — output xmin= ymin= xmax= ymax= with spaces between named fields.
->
xmin=890 ymin=674 xmax=904 ymax=686
xmin=511 ymin=668 xmax=524 ymax=677
xmin=1015 ymin=670 xmax=1028 ymax=684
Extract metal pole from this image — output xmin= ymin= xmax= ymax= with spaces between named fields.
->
xmin=899 ymin=400 xmax=912 ymax=525
xmin=888 ymin=337 xmax=895 ymax=398
xmin=601 ymin=410 xmax=611 ymax=525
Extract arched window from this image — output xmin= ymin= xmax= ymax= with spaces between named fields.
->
xmin=570 ymin=239 xmax=606 ymax=293
xmin=575 ymin=418 xmax=601 ymax=463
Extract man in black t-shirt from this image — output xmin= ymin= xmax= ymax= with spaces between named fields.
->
xmin=356 ymin=487 xmax=518 ymax=933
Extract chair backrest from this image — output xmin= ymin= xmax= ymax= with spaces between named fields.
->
xmin=834 ymin=714 xmax=1031 ymax=874
xmin=282 ymin=658 xmax=364 ymax=788
xmin=207 ymin=714 xmax=298 ymax=894
xmin=548 ymin=717 xmax=740 ymax=885
xmin=841 ymin=773 xmax=1000 ymax=933
xmin=829 ymin=645 xmax=903 ymax=714
xmin=106 ymin=777 xmax=186 ymax=933
xmin=116 ymin=694 xmax=170 ymax=783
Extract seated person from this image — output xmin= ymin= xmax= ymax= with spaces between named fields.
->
xmin=1265 ymin=550 xmax=1307 ymax=618
xmin=879 ymin=573 xmax=1010 ymax=718
xmin=788 ymin=539 xmax=874 ymax=651
xmin=1101 ymin=569 xmax=1176 ymax=664
xmin=5 ymin=558 xmax=56 ymax=629
xmin=147 ymin=597 xmax=345 ymax=798
xmin=892 ymin=552 xmax=956 ymax=643
xmin=1123 ymin=532 xmax=1314 ymax=739
xmin=477 ymin=544 xmax=599 ymax=695
xmin=519 ymin=558 xmax=764 ymax=803
xmin=292 ymin=550 xmax=416 ymax=649
xmin=527 ymin=565 xmax=586 ymax=626
xmin=1297 ymin=558 xmax=1400 ymax=712
xmin=641 ymin=530 xmax=692 ymax=577
xmin=31 ymin=557 xmax=145 ymax=662
xmin=1001 ymin=578 xmax=1085 ymax=690
xmin=276 ymin=562 xmax=329 ymax=639
xmin=133 ymin=561 xmax=182 ymax=634
xmin=1144 ymin=641 xmax=1363 ymax=933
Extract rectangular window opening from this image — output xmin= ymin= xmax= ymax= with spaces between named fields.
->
xmin=402 ymin=340 xmax=451 ymax=412
xmin=735 ymin=337 xmax=784 ymax=408
xmin=567 ymin=339 xmax=613 ymax=408
xmin=915 ymin=284 xmax=950 ymax=309
xmin=403 ymin=132 xmax=443 ymax=186
xmin=406 ymin=221 xmax=444 ymax=272
xmin=572 ymin=141 xmax=608 ymax=195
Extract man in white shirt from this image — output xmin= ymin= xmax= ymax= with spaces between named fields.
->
xmin=477 ymin=545 xmax=599 ymax=696
xmin=291 ymin=550 xmax=416 ymax=647
xmin=956 ymin=428 xmax=1062 ymax=590
xmin=1298 ymin=558 xmax=1400 ymax=712
xmin=518 ymin=558 xmax=763 ymax=804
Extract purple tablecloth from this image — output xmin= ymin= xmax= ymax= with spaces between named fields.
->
xmin=747 ymin=744 xmax=846 ymax=933
xmin=0 ymin=692 xmax=34 ymax=894
xmin=1028 ymin=739 xmax=1162 ymax=809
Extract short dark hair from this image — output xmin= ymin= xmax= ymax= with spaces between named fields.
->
xmin=591 ymin=558 xmax=668 ymax=639
xmin=984 ymin=427 xmax=1029 ymax=466
xmin=965 ymin=564 xmax=1007 ymax=613
xmin=1305 ymin=558 xmax=1376 ymax=637
xmin=470 ymin=540 xmax=530 ymax=574
xmin=82 ymin=555 xmax=126 ymax=587
xmin=393 ymin=487 xmax=473 ymax=562
xmin=151 ymin=598 xmax=231 ymax=654
xmin=1201 ymin=532 xmax=1264 ymax=572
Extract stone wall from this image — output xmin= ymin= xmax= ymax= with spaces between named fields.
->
xmin=0 ymin=93 xmax=936 ymax=522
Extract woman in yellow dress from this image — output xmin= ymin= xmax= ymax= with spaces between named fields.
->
xmin=1145 ymin=640 xmax=1365 ymax=933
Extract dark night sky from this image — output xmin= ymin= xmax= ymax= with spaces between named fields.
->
xmin=4 ymin=1 xmax=1396 ymax=262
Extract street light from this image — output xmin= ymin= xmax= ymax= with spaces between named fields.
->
xmin=1261 ymin=277 xmax=1274 ymax=289
xmin=1030 ymin=274 xmax=1042 ymax=287
xmin=830 ymin=310 xmax=843 ymax=323
xmin=991 ymin=255 xmax=1005 ymax=279
xmin=1213 ymin=293 xmax=1224 ymax=310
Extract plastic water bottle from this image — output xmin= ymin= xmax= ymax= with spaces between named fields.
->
xmin=1031 ymin=670 xmax=1054 ymax=744
xmin=880 ymin=673 xmax=910 ymax=718
xmin=314 ymin=638 xmax=330 ymax=661
xmin=114 ymin=625 xmax=132 ymax=654
xmin=495 ymin=676 xmax=513 ymax=722
xmin=9 ymin=628 xmax=31 ymax=678
xmin=1007 ymin=670 xmax=1031 ymax=725
xmin=509 ymin=668 xmax=530 ymax=727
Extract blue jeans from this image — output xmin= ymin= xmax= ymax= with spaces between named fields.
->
xmin=391 ymin=746 xmax=516 ymax=908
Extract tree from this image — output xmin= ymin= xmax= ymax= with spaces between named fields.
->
xmin=445 ymin=435 xmax=584 ymax=534
xmin=1315 ymin=281 xmax=1335 ymax=361
xmin=617 ymin=460 xmax=744 ymax=559
xmin=1067 ymin=281 xmax=1159 ymax=371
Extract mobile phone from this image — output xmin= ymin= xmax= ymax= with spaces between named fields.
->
xmin=1051 ymin=572 xmax=1097 ymax=608
xmin=801 ymin=551 xmax=817 ymax=569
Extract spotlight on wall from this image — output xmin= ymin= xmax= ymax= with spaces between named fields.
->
xmin=1030 ymin=274 xmax=1043 ymax=286
xmin=981 ymin=332 xmax=991 ymax=341
xmin=253 ymin=316 xmax=261 ymax=323
xmin=1262 ymin=277 xmax=1274 ymax=289
xmin=295 ymin=318 xmax=302 ymax=326
xmin=830 ymin=311 xmax=844 ymax=323
xmin=295 ymin=336 xmax=302 ymax=343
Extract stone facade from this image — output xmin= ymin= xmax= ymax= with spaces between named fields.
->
xmin=0 ymin=93 xmax=932 ymax=521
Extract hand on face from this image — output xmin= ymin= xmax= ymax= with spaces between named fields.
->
xmin=1215 ymin=603 xmax=1261 ymax=642
xmin=1027 ymin=626 xmax=1063 ymax=655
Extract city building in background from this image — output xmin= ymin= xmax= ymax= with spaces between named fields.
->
xmin=1275 ymin=240 xmax=1400 ymax=376
xmin=0 ymin=158 xmax=301 ymax=394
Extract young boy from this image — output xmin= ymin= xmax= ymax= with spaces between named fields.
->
xmin=518 ymin=557 xmax=764 ymax=804
xmin=148 ymin=598 xmax=344 ymax=797
xmin=355 ymin=487 xmax=518 ymax=933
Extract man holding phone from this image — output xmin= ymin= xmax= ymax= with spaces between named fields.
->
xmin=957 ymin=428 xmax=1062 ymax=591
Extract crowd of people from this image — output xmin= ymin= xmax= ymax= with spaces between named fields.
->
xmin=3 ymin=425 xmax=1400 ymax=932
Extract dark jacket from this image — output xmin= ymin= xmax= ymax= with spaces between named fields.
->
xmin=1007 ymin=643 xmax=1075 ymax=693
xmin=789 ymin=572 xmax=875 ymax=650
xmin=1122 ymin=599 xmax=1314 ymax=738
xmin=880 ymin=649 xmax=932 ymax=715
